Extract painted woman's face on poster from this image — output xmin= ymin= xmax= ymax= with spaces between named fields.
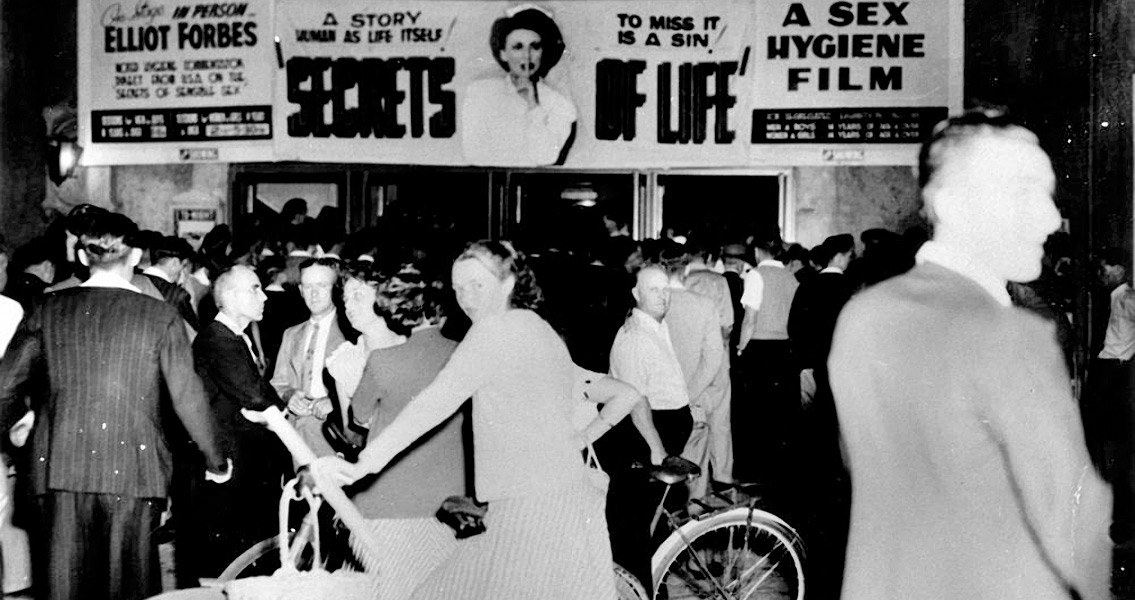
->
xmin=500 ymin=28 xmax=543 ymax=78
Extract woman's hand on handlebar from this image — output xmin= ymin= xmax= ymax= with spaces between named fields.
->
xmin=310 ymin=455 xmax=367 ymax=488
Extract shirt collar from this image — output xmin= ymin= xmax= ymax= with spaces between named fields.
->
xmin=820 ymin=266 xmax=844 ymax=274
xmin=81 ymin=270 xmax=141 ymax=293
xmin=142 ymin=265 xmax=172 ymax=283
xmin=214 ymin=311 xmax=247 ymax=337
xmin=630 ymin=307 xmax=666 ymax=332
xmin=309 ymin=310 xmax=336 ymax=328
xmin=757 ymin=259 xmax=785 ymax=268
xmin=916 ymin=240 xmax=1011 ymax=307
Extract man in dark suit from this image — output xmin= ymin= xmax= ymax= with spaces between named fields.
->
xmin=256 ymin=255 xmax=307 ymax=373
xmin=142 ymin=235 xmax=199 ymax=333
xmin=786 ymin=232 xmax=856 ymax=600
xmin=0 ymin=212 xmax=230 ymax=600
xmin=45 ymin=204 xmax=167 ymax=302
xmin=788 ymin=233 xmax=856 ymax=409
xmin=190 ymin=264 xmax=289 ymax=577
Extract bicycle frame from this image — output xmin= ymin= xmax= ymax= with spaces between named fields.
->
xmin=252 ymin=406 xmax=383 ymax=567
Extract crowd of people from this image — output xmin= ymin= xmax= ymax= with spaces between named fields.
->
xmin=0 ymin=108 xmax=1128 ymax=600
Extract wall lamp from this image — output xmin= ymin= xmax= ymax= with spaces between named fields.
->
xmin=43 ymin=103 xmax=81 ymax=186
xmin=47 ymin=139 xmax=83 ymax=186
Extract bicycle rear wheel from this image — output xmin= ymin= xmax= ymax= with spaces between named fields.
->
xmin=651 ymin=507 xmax=805 ymax=600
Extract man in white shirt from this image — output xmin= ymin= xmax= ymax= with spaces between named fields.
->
xmin=608 ymin=264 xmax=691 ymax=586
xmin=271 ymin=257 xmax=346 ymax=456
xmin=610 ymin=265 xmax=692 ymax=456
xmin=1085 ymin=247 xmax=1135 ymax=545
xmin=734 ymin=236 xmax=800 ymax=484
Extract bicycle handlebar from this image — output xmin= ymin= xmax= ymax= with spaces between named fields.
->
xmin=248 ymin=406 xmax=383 ymax=569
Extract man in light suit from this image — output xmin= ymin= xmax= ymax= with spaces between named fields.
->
xmin=271 ymin=257 xmax=346 ymax=456
xmin=0 ymin=212 xmax=230 ymax=600
xmin=830 ymin=109 xmax=1112 ymax=600
xmin=659 ymin=247 xmax=729 ymax=499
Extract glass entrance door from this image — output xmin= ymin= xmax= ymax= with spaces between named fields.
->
xmin=656 ymin=171 xmax=787 ymax=248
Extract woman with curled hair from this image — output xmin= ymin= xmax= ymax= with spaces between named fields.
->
xmin=330 ymin=261 xmax=467 ymax=600
xmin=324 ymin=261 xmax=409 ymax=415
xmin=314 ymin=240 xmax=655 ymax=599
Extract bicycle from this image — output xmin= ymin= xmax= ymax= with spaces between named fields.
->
xmin=641 ymin=459 xmax=807 ymax=600
xmin=217 ymin=408 xmax=802 ymax=600
xmin=216 ymin=406 xmax=650 ymax=600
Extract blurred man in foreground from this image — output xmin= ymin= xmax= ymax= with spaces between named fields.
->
xmin=830 ymin=110 xmax=1112 ymax=600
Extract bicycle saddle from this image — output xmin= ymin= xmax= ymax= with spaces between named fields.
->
xmin=649 ymin=456 xmax=701 ymax=486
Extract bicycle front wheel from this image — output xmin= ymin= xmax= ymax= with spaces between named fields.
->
xmin=215 ymin=536 xmax=285 ymax=581
xmin=614 ymin=563 xmax=650 ymax=600
xmin=651 ymin=507 xmax=805 ymax=600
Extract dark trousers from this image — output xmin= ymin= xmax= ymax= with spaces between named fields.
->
xmin=33 ymin=491 xmax=164 ymax=600
xmin=652 ymin=406 xmax=694 ymax=457
xmin=1085 ymin=357 xmax=1135 ymax=538
xmin=599 ymin=407 xmax=692 ymax=592
xmin=733 ymin=339 xmax=800 ymax=487
xmin=596 ymin=422 xmax=654 ymax=591
xmin=798 ymin=367 xmax=851 ymax=600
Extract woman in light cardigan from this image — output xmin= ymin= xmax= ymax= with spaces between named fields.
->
xmin=313 ymin=240 xmax=662 ymax=599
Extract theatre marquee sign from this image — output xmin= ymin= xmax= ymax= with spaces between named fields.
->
xmin=78 ymin=0 xmax=962 ymax=167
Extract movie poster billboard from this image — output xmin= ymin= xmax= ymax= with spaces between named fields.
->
xmin=78 ymin=0 xmax=276 ymax=165
xmin=748 ymin=0 xmax=963 ymax=164
xmin=78 ymin=0 xmax=962 ymax=167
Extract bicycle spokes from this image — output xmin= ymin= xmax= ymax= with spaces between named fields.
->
xmin=656 ymin=521 xmax=801 ymax=600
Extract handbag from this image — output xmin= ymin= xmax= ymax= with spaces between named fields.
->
xmin=584 ymin=440 xmax=610 ymax=494
xmin=222 ymin=479 xmax=371 ymax=600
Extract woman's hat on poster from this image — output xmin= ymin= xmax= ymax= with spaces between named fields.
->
xmin=489 ymin=4 xmax=565 ymax=78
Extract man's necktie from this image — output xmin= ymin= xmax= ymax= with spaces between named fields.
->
xmin=299 ymin=321 xmax=320 ymax=394
xmin=240 ymin=332 xmax=264 ymax=375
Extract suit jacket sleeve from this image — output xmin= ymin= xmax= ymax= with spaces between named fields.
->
xmin=0 ymin=309 xmax=43 ymax=429
xmin=160 ymin=315 xmax=226 ymax=472
xmin=173 ymin=286 xmax=199 ymax=332
xmin=787 ymin=286 xmax=811 ymax=364
xmin=979 ymin=317 xmax=1112 ymax=600
xmin=202 ymin=331 xmax=283 ymax=411
xmin=270 ymin=326 xmax=300 ymax=401
xmin=687 ymin=300 xmax=724 ymax=402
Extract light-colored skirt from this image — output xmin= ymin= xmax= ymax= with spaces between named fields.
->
xmin=351 ymin=517 xmax=460 ymax=600
xmin=409 ymin=481 xmax=617 ymax=600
